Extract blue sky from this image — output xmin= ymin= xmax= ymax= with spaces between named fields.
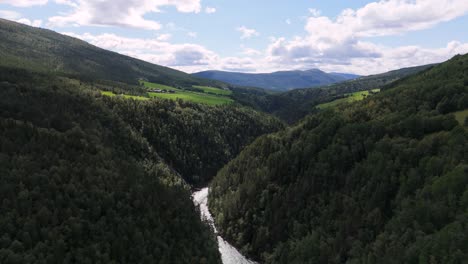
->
xmin=1 ymin=0 xmax=468 ymax=74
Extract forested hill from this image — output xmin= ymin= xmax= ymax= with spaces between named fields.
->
xmin=231 ymin=64 xmax=433 ymax=123
xmin=209 ymin=54 xmax=468 ymax=263
xmin=0 ymin=61 xmax=286 ymax=262
xmin=0 ymin=68 xmax=222 ymax=263
xmin=0 ymin=19 xmax=223 ymax=87
xmin=193 ymin=69 xmax=358 ymax=91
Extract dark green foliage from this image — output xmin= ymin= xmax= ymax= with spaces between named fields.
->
xmin=0 ymin=18 xmax=224 ymax=88
xmin=0 ymin=70 xmax=221 ymax=263
xmin=232 ymin=64 xmax=434 ymax=123
xmin=104 ymin=98 xmax=284 ymax=185
xmin=209 ymin=54 xmax=468 ymax=263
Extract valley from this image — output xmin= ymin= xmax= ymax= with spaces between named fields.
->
xmin=0 ymin=14 xmax=467 ymax=264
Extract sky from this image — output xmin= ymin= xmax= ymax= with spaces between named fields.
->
xmin=1 ymin=0 xmax=468 ymax=75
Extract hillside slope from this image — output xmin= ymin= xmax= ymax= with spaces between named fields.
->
xmin=193 ymin=69 xmax=358 ymax=91
xmin=209 ymin=54 xmax=468 ymax=263
xmin=0 ymin=19 xmax=221 ymax=87
xmin=0 ymin=68 xmax=221 ymax=263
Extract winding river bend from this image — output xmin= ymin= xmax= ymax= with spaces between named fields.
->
xmin=192 ymin=188 xmax=256 ymax=264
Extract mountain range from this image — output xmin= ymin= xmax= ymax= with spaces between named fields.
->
xmin=192 ymin=69 xmax=360 ymax=91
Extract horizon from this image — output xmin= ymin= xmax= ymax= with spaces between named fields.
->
xmin=1 ymin=0 xmax=468 ymax=75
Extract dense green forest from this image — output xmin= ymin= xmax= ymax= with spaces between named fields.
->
xmin=209 ymin=54 xmax=468 ymax=263
xmin=232 ymin=64 xmax=433 ymax=123
xmin=0 ymin=60 xmax=283 ymax=262
xmin=0 ymin=68 xmax=224 ymax=263
xmin=104 ymin=97 xmax=283 ymax=185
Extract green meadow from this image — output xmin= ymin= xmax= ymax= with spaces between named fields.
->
xmin=317 ymin=89 xmax=381 ymax=109
xmin=148 ymin=91 xmax=233 ymax=105
xmin=100 ymin=91 xmax=149 ymax=100
xmin=193 ymin=85 xmax=233 ymax=95
xmin=101 ymin=81 xmax=234 ymax=105
xmin=141 ymin=81 xmax=179 ymax=91
xmin=143 ymin=81 xmax=233 ymax=105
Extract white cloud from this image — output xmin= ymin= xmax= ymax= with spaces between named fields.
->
xmin=0 ymin=10 xmax=42 ymax=27
xmin=187 ymin=31 xmax=197 ymax=38
xmin=62 ymin=32 xmax=217 ymax=69
xmin=308 ymin=8 xmax=321 ymax=17
xmin=16 ymin=18 xmax=43 ymax=27
xmin=0 ymin=10 xmax=21 ymax=19
xmin=285 ymin=19 xmax=291 ymax=25
xmin=61 ymin=29 xmax=468 ymax=76
xmin=54 ymin=0 xmax=78 ymax=7
xmin=59 ymin=31 xmax=274 ymax=73
xmin=241 ymin=47 xmax=261 ymax=56
xmin=7 ymin=0 xmax=465 ymax=75
xmin=205 ymin=7 xmax=216 ymax=14
xmin=301 ymin=0 xmax=468 ymax=46
xmin=0 ymin=0 xmax=48 ymax=7
xmin=156 ymin=33 xmax=171 ymax=41
xmin=48 ymin=0 xmax=202 ymax=30
xmin=236 ymin=26 xmax=259 ymax=39
xmin=266 ymin=0 xmax=468 ymax=74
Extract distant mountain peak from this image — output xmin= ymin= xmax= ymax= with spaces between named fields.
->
xmin=192 ymin=69 xmax=360 ymax=91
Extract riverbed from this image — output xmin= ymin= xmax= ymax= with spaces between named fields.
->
xmin=192 ymin=188 xmax=256 ymax=264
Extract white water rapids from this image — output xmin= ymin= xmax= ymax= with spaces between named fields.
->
xmin=192 ymin=188 xmax=257 ymax=264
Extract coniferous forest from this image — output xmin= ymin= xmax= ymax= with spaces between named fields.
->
xmin=209 ymin=54 xmax=468 ymax=263
xmin=0 ymin=69 xmax=223 ymax=263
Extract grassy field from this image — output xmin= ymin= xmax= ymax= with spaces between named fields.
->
xmin=142 ymin=81 xmax=233 ymax=105
xmin=317 ymin=89 xmax=380 ymax=109
xmin=148 ymin=91 xmax=233 ymax=105
xmin=193 ymin=85 xmax=233 ymax=95
xmin=102 ymin=82 xmax=234 ymax=105
xmin=101 ymin=91 xmax=149 ymax=100
xmin=453 ymin=109 xmax=468 ymax=126
xmin=141 ymin=81 xmax=179 ymax=91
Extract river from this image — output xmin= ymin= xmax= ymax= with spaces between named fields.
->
xmin=192 ymin=188 xmax=257 ymax=264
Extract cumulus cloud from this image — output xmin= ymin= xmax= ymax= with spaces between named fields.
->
xmin=4 ymin=0 xmax=467 ymax=75
xmin=266 ymin=0 xmax=468 ymax=74
xmin=241 ymin=47 xmax=262 ymax=56
xmin=17 ymin=18 xmax=43 ymax=27
xmin=0 ymin=10 xmax=42 ymax=27
xmin=236 ymin=26 xmax=259 ymax=39
xmin=156 ymin=33 xmax=171 ymax=41
xmin=62 ymin=32 xmax=217 ymax=69
xmin=205 ymin=7 xmax=216 ymax=14
xmin=48 ymin=0 xmax=202 ymax=30
xmin=60 ymin=31 xmax=275 ymax=73
xmin=0 ymin=10 xmax=21 ymax=19
xmin=308 ymin=8 xmax=321 ymax=17
xmin=302 ymin=0 xmax=468 ymax=45
xmin=0 ymin=0 xmax=48 ymax=7
xmin=187 ymin=31 xmax=197 ymax=38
